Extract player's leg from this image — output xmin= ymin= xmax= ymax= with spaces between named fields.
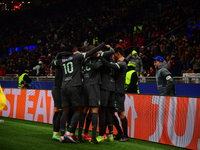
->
xmin=112 ymin=93 xmax=124 ymax=140
xmin=114 ymin=93 xmax=128 ymax=142
xmin=87 ymin=84 xmax=100 ymax=144
xmin=105 ymin=108 xmax=114 ymax=141
xmin=52 ymin=87 xmax=62 ymax=141
xmin=90 ymin=106 xmax=99 ymax=144
xmin=64 ymin=87 xmax=82 ymax=143
xmin=117 ymin=111 xmax=129 ymax=142
xmin=97 ymin=106 xmax=106 ymax=142
xmin=98 ymin=89 xmax=110 ymax=142
xmin=65 ymin=106 xmax=82 ymax=143
xmin=83 ymin=109 xmax=92 ymax=140
xmin=105 ymin=91 xmax=116 ymax=141
xmin=67 ymin=107 xmax=73 ymax=130
xmin=78 ymin=106 xmax=89 ymax=141
xmin=55 ymin=109 xmax=63 ymax=130
xmin=59 ymin=88 xmax=71 ymax=143
xmin=60 ymin=106 xmax=70 ymax=143
xmin=52 ymin=107 xmax=60 ymax=140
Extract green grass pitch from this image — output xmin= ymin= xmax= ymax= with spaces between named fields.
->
xmin=0 ymin=116 xmax=188 ymax=150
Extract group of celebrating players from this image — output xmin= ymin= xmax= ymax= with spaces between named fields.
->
xmin=51 ymin=42 xmax=129 ymax=144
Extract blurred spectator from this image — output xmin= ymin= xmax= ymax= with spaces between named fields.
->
xmin=165 ymin=55 xmax=171 ymax=66
xmin=19 ymin=61 xmax=28 ymax=76
xmin=0 ymin=65 xmax=7 ymax=76
xmin=29 ymin=68 xmax=36 ymax=76
xmin=190 ymin=52 xmax=200 ymax=73
xmin=147 ymin=66 xmax=156 ymax=76
xmin=126 ymin=50 xmax=143 ymax=74
xmin=33 ymin=61 xmax=42 ymax=76
xmin=38 ymin=63 xmax=47 ymax=76
xmin=169 ymin=52 xmax=182 ymax=76
xmin=116 ymin=39 xmax=126 ymax=50
xmin=181 ymin=42 xmax=191 ymax=70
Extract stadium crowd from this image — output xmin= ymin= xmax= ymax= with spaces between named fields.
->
xmin=0 ymin=0 xmax=200 ymax=77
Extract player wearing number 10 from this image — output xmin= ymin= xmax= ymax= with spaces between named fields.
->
xmin=54 ymin=43 xmax=105 ymax=143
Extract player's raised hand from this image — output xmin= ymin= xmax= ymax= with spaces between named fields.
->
xmin=73 ymin=51 xmax=80 ymax=54
xmin=105 ymin=45 xmax=110 ymax=48
xmin=96 ymin=53 xmax=100 ymax=57
xmin=117 ymin=57 xmax=124 ymax=62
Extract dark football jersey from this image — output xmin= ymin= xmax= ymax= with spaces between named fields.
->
xmin=99 ymin=57 xmax=128 ymax=94
xmin=50 ymin=51 xmax=73 ymax=88
xmin=100 ymin=58 xmax=115 ymax=92
xmin=83 ymin=57 xmax=102 ymax=87
xmin=54 ymin=43 xmax=105 ymax=88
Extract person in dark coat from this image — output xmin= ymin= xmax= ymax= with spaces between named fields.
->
xmin=169 ymin=52 xmax=182 ymax=76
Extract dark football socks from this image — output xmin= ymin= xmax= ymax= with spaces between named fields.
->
xmin=78 ymin=113 xmax=86 ymax=139
xmin=113 ymin=115 xmax=123 ymax=135
xmin=121 ymin=117 xmax=128 ymax=137
xmin=60 ymin=114 xmax=68 ymax=136
xmin=92 ymin=113 xmax=98 ymax=140
xmin=67 ymin=110 xmax=73 ymax=129
xmin=106 ymin=111 xmax=113 ymax=134
xmin=53 ymin=112 xmax=59 ymax=131
xmin=55 ymin=110 xmax=63 ymax=132
xmin=84 ymin=115 xmax=91 ymax=134
xmin=99 ymin=114 xmax=105 ymax=136
xmin=68 ymin=113 xmax=80 ymax=133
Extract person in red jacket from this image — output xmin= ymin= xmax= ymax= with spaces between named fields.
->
xmin=0 ymin=65 xmax=7 ymax=76
xmin=116 ymin=39 xmax=126 ymax=50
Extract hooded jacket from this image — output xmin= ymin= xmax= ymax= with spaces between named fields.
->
xmin=156 ymin=62 xmax=176 ymax=95
xmin=126 ymin=55 xmax=143 ymax=73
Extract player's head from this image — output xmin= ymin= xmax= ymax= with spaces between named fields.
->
xmin=153 ymin=56 xmax=164 ymax=68
xmin=87 ymin=45 xmax=95 ymax=51
xmin=65 ymin=44 xmax=77 ymax=52
xmin=88 ymin=45 xmax=99 ymax=57
xmin=114 ymin=46 xmax=124 ymax=60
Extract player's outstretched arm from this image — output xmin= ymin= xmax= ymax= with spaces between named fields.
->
xmin=99 ymin=56 xmax=120 ymax=69
xmin=85 ymin=42 xmax=105 ymax=58
xmin=85 ymin=59 xmax=103 ymax=69
xmin=100 ymin=45 xmax=114 ymax=57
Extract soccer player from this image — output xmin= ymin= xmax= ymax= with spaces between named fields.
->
xmin=78 ymin=45 xmax=114 ymax=144
xmin=54 ymin=43 xmax=105 ymax=143
xmin=99 ymin=46 xmax=129 ymax=142
xmin=79 ymin=45 xmax=103 ymax=144
xmin=50 ymin=50 xmax=74 ymax=141
xmin=97 ymin=47 xmax=115 ymax=142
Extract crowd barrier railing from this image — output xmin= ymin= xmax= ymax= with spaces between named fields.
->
xmin=1 ymin=75 xmax=200 ymax=84
xmin=0 ymin=88 xmax=199 ymax=150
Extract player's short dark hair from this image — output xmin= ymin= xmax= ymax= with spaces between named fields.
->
xmin=87 ymin=45 xmax=95 ymax=51
xmin=114 ymin=46 xmax=124 ymax=55
xmin=65 ymin=45 xmax=75 ymax=52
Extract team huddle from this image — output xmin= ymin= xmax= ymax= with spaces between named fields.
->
xmin=51 ymin=42 xmax=130 ymax=144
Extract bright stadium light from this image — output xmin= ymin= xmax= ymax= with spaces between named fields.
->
xmin=27 ymin=2 xmax=30 ymax=4
xmin=11 ymin=1 xmax=13 ymax=3
xmin=22 ymin=1 xmax=24 ymax=3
